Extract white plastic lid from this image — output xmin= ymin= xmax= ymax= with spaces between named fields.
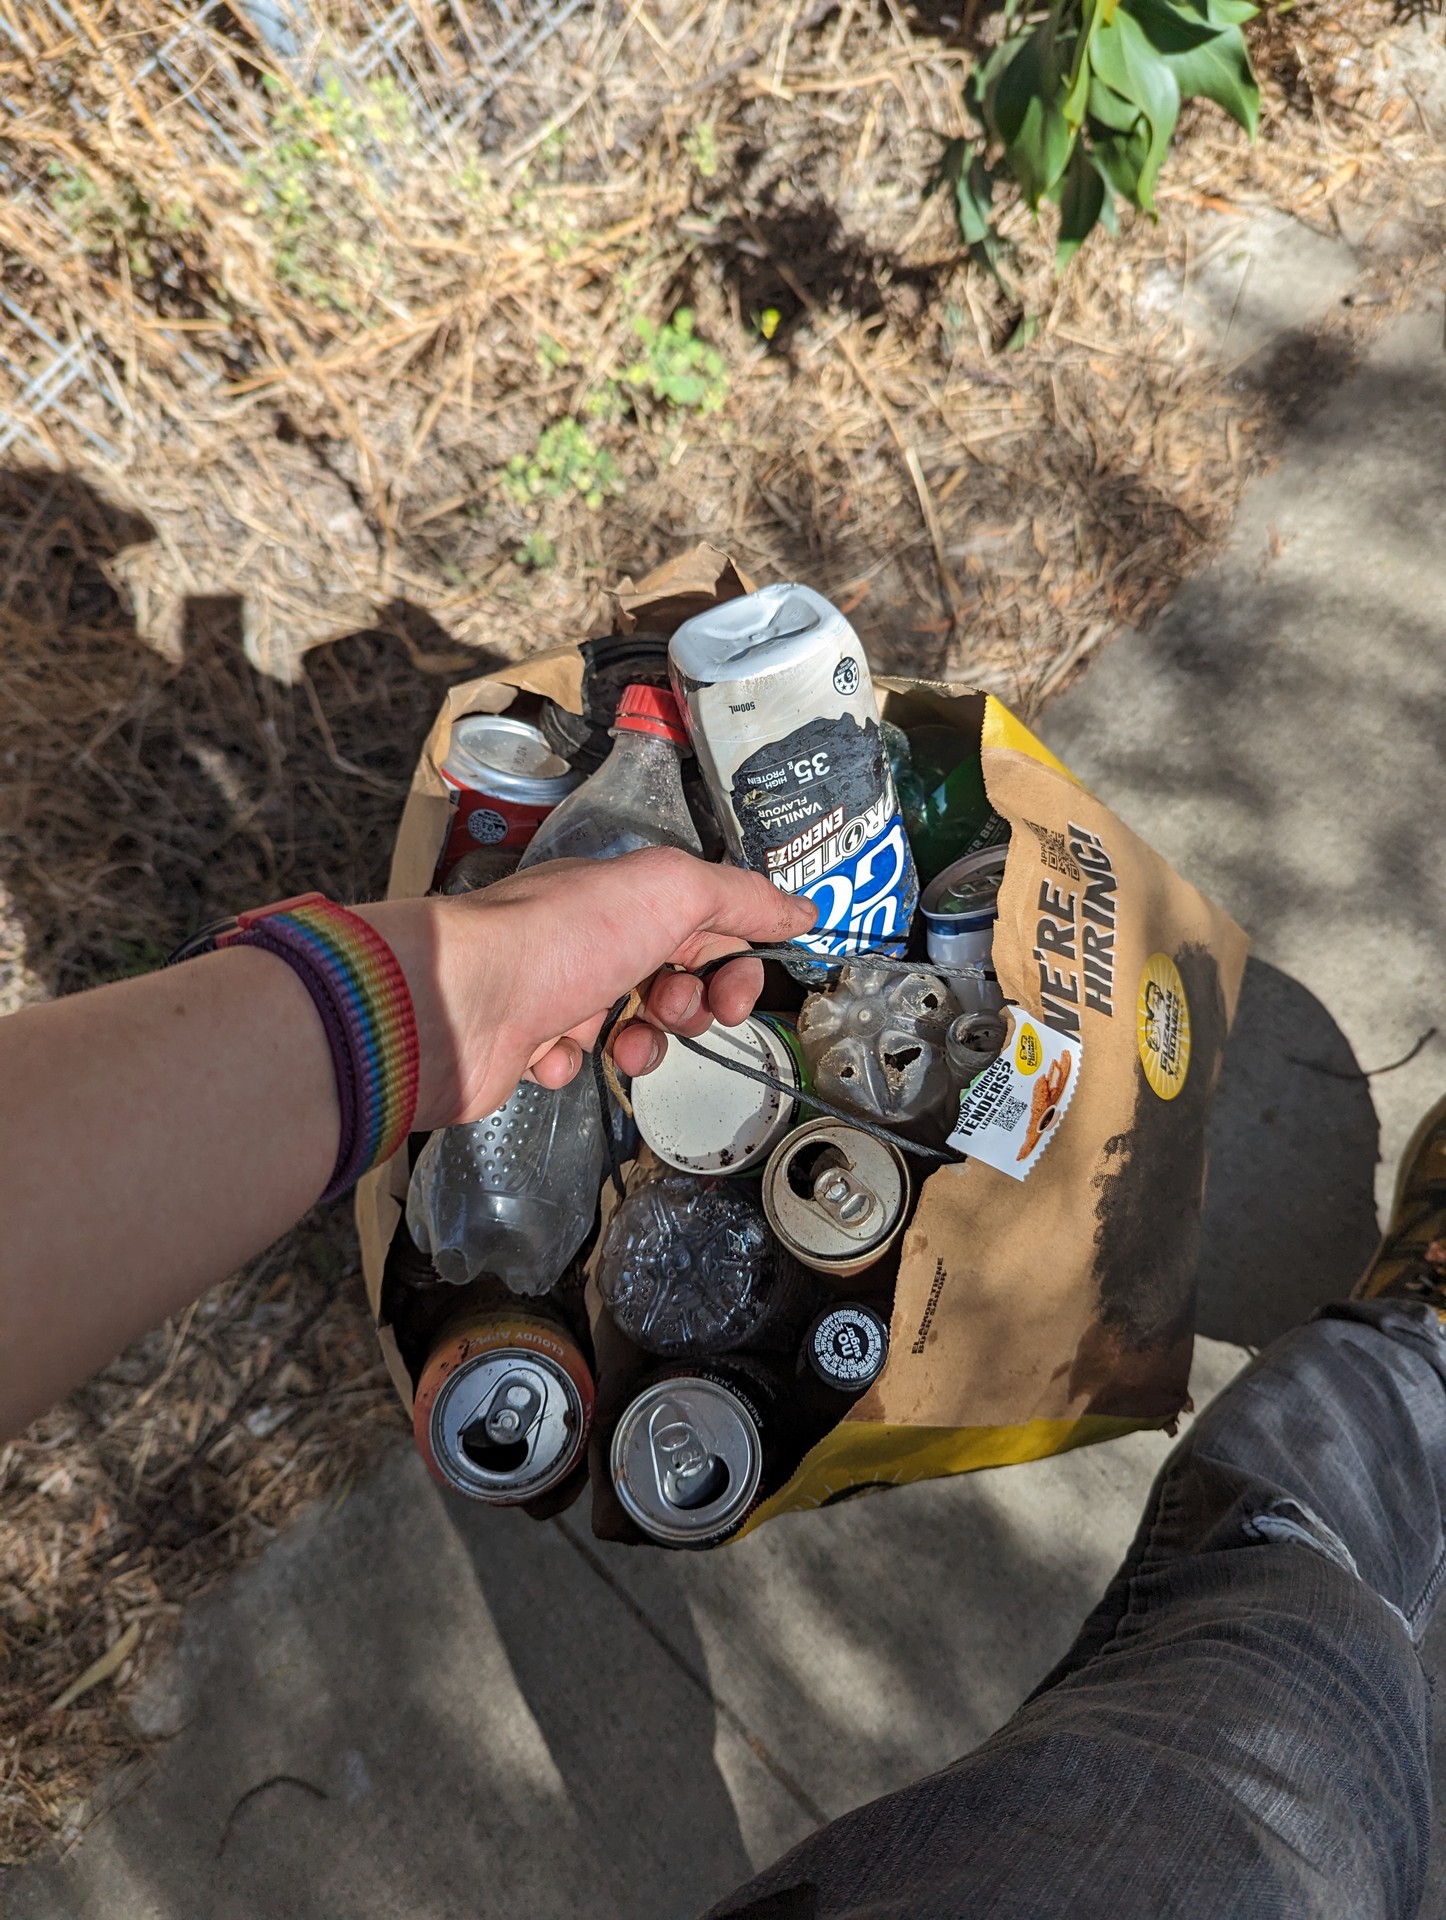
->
xmin=631 ymin=1016 xmax=800 ymax=1174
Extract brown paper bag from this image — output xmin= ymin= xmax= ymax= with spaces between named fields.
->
xmin=356 ymin=545 xmax=1248 ymax=1542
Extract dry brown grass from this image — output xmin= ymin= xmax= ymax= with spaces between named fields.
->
xmin=2 ymin=0 xmax=1444 ymax=1867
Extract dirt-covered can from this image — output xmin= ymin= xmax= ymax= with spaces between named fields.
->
xmin=919 ymin=843 xmax=1009 ymax=1012
xmin=412 ymin=1309 xmax=594 ymax=1503
xmin=762 ymin=1118 xmax=909 ymax=1280
xmin=668 ymin=584 xmax=918 ymax=965
xmin=435 ymin=713 xmax=578 ymax=885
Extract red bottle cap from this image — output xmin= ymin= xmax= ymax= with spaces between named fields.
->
xmin=614 ymin=682 xmax=690 ymax=747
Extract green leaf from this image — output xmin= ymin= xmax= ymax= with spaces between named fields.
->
xmin=1090 ymin=6 xmax=1180 ymax=212
xmin=1062 ymin=0 xmax=1102 ymax=129
xmin=1123 ymin=0 xmax=1259 ymax=135
xmin=1056 ymin=142 xmax=1107 ymax=268
xmin=993 ymin=26 xmax=1075 ymax=205
xmin=1086 ymin=78 xmax=1150 ymax=202
xmin=1087 ymin=73 xmax=1144 ymax=132
xmin=928 ymin=136 xmax=1001 ymax=259
xmin=1189 ymin=0 xmax=1258 ymax=26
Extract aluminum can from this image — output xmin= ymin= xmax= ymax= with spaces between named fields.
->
xmin=762 ymin=1118 xmax=909 ymax=1280
xmin=435 ymin=713 xmax=579 ymax=884
xmin=669 ymin=584 xmax=918 ymax=964
xmin=919 ymin=843 xmax=1008 ymax=1012
xmin=801 ymin=1302 xmax=890 ymax=1395
xmin=611 ymin=1360 xmax=784 ymax=1547
xmin=631 ymin=1012 xmax=805 ymax=1175
xmin=412 ymin=1309 xmax=594 ymax=1503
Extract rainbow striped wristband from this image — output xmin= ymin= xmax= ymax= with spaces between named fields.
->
xmin=217 ymin=894 xmax=420 ymax=1202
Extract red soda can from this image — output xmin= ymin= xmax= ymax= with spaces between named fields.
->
xmin=434 ymin=714 xmax=579 ymax=886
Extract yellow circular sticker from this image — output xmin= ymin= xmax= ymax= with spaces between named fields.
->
xmin=1136 ymin=953 xmax=1191 ymax=1100
xmin=1014 ymin=1022 xmax=1042 ymax=1075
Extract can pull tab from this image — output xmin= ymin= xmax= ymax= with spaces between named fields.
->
xmin=480 ymin=1371 xmax=544 ymax=1446
xmin=811 ymin=1165 xmax=879 ymax=1234
xmin=648 ymin=1404 xmax=729 ymax=1512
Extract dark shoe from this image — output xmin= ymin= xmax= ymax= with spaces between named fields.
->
xmin=1355 ymin=1093 xmax=1446 ymax=1311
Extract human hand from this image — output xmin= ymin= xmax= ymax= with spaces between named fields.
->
xmin=358 ymin=848 xmax=815 ymax=1128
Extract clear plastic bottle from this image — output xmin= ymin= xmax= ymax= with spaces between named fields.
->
xmin=596 ymin=1173 xmax=813 ymax=1359
xmin=796 ymin=962 xmax=961 ymax=1127
xmin=518 ymin=683 xmax=701 ymax=866
xmin=406 ymin=1070 xmax=606 ymax=1294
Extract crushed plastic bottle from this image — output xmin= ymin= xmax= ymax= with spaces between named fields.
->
xmin=518 ymin=683 xmax=701 ymax=867
xmin=597 ymin=1173 xmax=811 ymax=1358
xmin=406 ymin=1071 xmax=605 ymax=1294
xmin=797 ymin=961 xmax=961 ymax=1127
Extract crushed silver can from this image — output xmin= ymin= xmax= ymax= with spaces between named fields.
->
xmin=412 ymin=1310 xmax=594 ymax=1503
xmin=919 ymin=843 xmax=1008 ymax=1013
xmin=611 ymin=1362 xmax=781 ymax=1547
xmin=762 ymin=1118 xmax=910 ymax=1281
xmin=668 ymin=583 xmax=919 ymax=965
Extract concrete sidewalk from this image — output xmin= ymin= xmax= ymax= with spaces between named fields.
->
xmin=8 ymin=296 xmax=1446 ymax=1920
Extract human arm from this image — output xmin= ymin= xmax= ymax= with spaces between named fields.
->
xmin=0 ymin=848 xmax=813 ymax=1438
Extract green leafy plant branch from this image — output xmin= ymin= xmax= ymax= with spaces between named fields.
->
xmin=931 ymin=0 xmax=1260 ymax=273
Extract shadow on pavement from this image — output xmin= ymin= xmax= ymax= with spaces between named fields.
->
xmin=442 ymin=1493 xmax=764 ymax=1916
xmin=1196 ymin=957 xmax=1381 ymax=1351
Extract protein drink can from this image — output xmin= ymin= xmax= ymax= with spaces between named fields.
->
xmin=668 ymin=584 xmax=919 ymax=965
xmin=630 ymin=1012 xmax=805 ymax=1175
xmin=435 ymin=713 xmax=579 ymax=885
xmin=413 ymin=1309 xmax=594 ymax=1503
xmin=762 ymin=1118 xmax=909 ymax=1280
xmin=611 ymin=1360 xmax=784 ymax=1547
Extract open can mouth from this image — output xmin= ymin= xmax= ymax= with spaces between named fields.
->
xmin=920 ymin=844 xmax=1009 ymax=933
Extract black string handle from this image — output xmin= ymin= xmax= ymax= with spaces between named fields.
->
xmin=587 ymin=942 xmax=980 ymax=1197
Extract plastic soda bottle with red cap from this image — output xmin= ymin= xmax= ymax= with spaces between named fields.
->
xmin=517 ymin=683 xmax=702 ymax=867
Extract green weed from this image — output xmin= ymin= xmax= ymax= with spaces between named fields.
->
xmin=502 ymin=418 xmax=624 ymax=510
xmin=621 ymin=308 xmax=728 ymax=414
xmin=514 ymin=530 xmax=558 ymax=570
xmin=243 ymin=74 xmax=412 ymax=315
xmin=49 ymin=164 xmax=193 ymax=280
xmin=683 ymin=123 xmax=719 ymax=180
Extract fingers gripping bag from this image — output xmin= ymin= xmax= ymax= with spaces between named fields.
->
xmin=355 ymin=544 xmax=1248 ymax=1546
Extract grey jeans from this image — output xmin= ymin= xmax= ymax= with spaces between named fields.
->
xmin=708 ymin=1301 xmax=1446 ymax=1920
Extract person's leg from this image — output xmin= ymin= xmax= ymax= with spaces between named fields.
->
xmin=707 ymin=1295 xmax=1446 ymax=1920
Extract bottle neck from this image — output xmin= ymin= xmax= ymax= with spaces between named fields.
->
xmin=608 ymin=726 xmax=685 ymax=765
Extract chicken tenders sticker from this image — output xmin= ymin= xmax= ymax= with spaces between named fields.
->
xmin=946 ymin=1007 xmax=1083 ymax=1180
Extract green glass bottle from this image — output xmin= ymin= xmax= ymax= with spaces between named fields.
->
xmin=889 ymin=724 xmax=1008 ymax=884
